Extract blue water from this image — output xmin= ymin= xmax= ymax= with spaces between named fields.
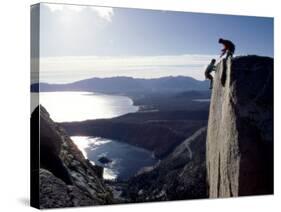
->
xmin=72 ymin=136 xmax=158 ymax=181
xmin=39 ymin=91 xmax=157 ymax=181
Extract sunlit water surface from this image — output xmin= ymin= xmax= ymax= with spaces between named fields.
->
xmin=40 ymin=91 xmax=139 ymax=122
xmin=72 ymin=136 xmax=157 ymax=180
xmin=39 ymin=91 xmax=157 ymax=180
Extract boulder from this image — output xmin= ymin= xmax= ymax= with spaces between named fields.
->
xmin=206 ymin=56 xmax=273 ymax=198
xmin=31 ymin=105 xmax=114 ymax=208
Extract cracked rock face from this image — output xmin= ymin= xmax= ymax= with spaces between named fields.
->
xmin=39 ymin=169 xmax=94 ymax=208
xmin=34 ymin=106 xmax=113 ymax=208
xmin=206 ymin=56 xmax=273 ymax=198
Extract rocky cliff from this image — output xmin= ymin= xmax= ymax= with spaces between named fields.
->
xmin=31 ymin=106 xmax=114 ymax=208
xmin=206 ymin=56 xmax=273 ymax=198
xmin=127 ymin=127 xmax=207 ymax=201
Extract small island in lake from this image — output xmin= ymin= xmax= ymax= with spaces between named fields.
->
xmin=98 ymin=156 xmax=112 ymax=164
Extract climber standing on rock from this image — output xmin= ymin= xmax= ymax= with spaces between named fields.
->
xmin=205 ymin=59 xmax=216 ymax=89
xmin=219 ymin=38 xmax=235 ymax=59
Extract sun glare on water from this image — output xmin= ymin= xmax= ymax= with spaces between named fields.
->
xmin=72 ymin=136 xmax=118 ymax=180
xmin=39 ymin=91 xmax=138 ymax=122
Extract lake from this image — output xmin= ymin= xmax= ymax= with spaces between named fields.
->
xmin=39 ymin=91 xmax=139 ymax=122
xmin=39 ymin=91 xmax=158 ymax=180
xmin=72 ymin=136 xmax=157 ymax=181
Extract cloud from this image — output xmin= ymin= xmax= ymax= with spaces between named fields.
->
xmin=40 ymin=54 xmax=218 ymax=83
xmin=44 ymin=3 xmax=114 ymax=22
xmin=90 ymin=7 xmax=114 ymax=22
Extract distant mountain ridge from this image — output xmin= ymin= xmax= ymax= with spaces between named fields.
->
xmin=31 ymin=76 xmax=209 ymax=93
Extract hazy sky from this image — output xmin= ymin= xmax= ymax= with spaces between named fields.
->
xmin=38 ymin=3 xmax=273 ymax=83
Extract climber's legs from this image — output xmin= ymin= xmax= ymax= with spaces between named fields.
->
xmin=226 ymin=50 xmax=233 ymax=59
xmin=206 ymin=73 xmax=213 ymax=89
xmin=226 ymin=46 xmax=235 ymax=59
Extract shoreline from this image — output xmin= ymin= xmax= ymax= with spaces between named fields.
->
xmin=32 ymin=90 xmax=157 ymax=114
xmin=71 ymin=135 xmax=159 ymax=182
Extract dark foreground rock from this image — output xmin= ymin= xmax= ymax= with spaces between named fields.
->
xmin=39 ymin=169 xmax=95 ymax=208
xmin=207 ymin=56 xmax=273 ymax=198
xmin=32 ymin=106 xmax=114 ymax=208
